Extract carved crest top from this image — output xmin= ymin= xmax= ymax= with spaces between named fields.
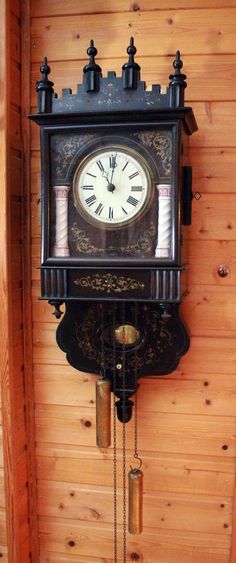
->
xmin=35 ymin=38 xmax=190 ymax=115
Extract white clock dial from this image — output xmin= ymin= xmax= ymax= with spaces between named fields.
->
xmin=73 ymin=146 xmax=151 ymax=227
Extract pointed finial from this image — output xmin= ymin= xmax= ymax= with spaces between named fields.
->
xmin=40 ymin=57 xmax=51 ymax=80
xmin=36 ymin=57 xmax=54 ymax=113
xmin=83 ymin=39 xmax=102 ymax=92
xmin=87 ymin=40 xmax=97 ymax=62
xmin=127 ymin=37 xmax=137 ymax=62
xmin=122 ymin=37 xmax=140 ymax=90
xmin=169 ymin=50 xmax=187 ymax=108
xmin=173 ymin=50 xmax=183 ymax=72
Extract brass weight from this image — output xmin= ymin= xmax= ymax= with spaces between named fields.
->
xmin=96 ymin=379 xmax=111 ymax=448
xmin=128 ymin=468 xmax=143 ymax=534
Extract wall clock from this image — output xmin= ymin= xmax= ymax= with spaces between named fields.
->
xmin=29 ymin=38 xmax=197 ymax=560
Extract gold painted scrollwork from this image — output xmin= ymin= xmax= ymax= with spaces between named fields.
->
xmin=135 ymin=131 xmax=172 ymax=176
xmin=74 ymin=273 xmax=145 ymax=293
xmin=71 ymin=223 xmax=156 ymax=256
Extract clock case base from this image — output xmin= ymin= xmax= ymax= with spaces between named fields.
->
xmin=41 ymin=265 xmax=188 ymax=302
xmin=54 ymin=300 xmax=189 ymax=422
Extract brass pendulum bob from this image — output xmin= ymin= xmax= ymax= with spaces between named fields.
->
xmin=96 ymin=378 xmax=111 ymax=448
xmin=128 ymin=466 xmax=143 ymax=534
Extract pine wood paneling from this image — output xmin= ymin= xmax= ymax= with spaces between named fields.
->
xmin=30 ymin=0 xmax=236 ymax=16
xmin=28 ymin=2 xmax=236 ymax=562
xmin=33 ymin=365 xmax=236 ymax=417
xmin=185 ymin=240 xmax=236 ymax=286
xmin=0 ymin=1 xmax=32 ymax=561
xmin=22 ymin=0 xmax=39 ymax=558
xmin=32 ymin=325 xmax=236 ymax=375
xmin=30 ymin=9 xmax=236 ymax=61
xmin=29 ymin=102 xmax=236 ymax=150
xmin=30 ymin=147 xmax=236 ymax=195
xmin=30 ymin=192 xmax=236 ymax=242
xmin=38 ymin=480 xmax=233 ymax=534
xmin=38 ymin=517 xmax=231 ymax=562
xmin=36 ymin=444 xmax=235 ymax=496
xmin=31 ymin=284 xmax=236 ymax=337
xmin=10 ymin=61 xmax=21 ymax=108
xmin=10 ymin=14 xmax=21 ymax=63
xmin=35 ymin=404 xmax=236 ymax=457
xmin=30 ymin=54 xmax=236 ymax=103
xmin=40 ymin=555 xmax=121 ymax=563
xmin=0 ymin=3 xmax=11 ymax=559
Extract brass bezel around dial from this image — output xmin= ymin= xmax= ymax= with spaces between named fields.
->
xmin=72 ymin=144 xmax=154 ymax=230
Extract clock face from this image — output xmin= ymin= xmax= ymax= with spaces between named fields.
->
xmin=73 ymin=145 xmax=152 ymax=227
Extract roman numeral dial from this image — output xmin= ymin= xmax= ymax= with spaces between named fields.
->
xmin=73 ymin=146 xmax=151 ymax=227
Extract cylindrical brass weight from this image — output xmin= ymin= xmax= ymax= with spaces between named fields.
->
xmin=96 ymin=379 xmax=111 ymax=448
xmin=128 ymin=468 xmax=143 ymax=535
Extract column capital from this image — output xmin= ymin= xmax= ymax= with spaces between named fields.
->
xmin=53 ymin=185 xmax=71 ymax=198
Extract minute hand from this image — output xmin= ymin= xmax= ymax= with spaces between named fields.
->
xmin=109 ymin=154 xmax=117 ymax=184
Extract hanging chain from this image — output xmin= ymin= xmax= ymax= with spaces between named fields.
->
xmin=122 ymin=420 xmax=127 ymax=562
xmin=122 ymin=301 xmax=127 ymax=563
xmin=113 ymin=393 xmax=118 ymax=562
xmin=134 ymin=392 xmax=138 ymax=459
xmin=132 ymin=302 xmax=142 ymax=471
xmin=99 ymin=303 xmax=119 ymax=559
xmin=100 ymin=303 xmax=105 ymax=378
xmin=112 ymin=303 xmax=118 ymax=563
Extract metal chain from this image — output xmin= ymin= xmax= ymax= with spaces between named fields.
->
xmin=132 ymin=302 xmax=142 ymax=470
xmin=99 ymin=302 xmax=119 ymax=559
xmin=122 ymin=421 xmax=127 ymax=563
xmin=122 ymin=302 xmax=127 ymax=563
xmin=113 ymin=393 xmax=118 ymax=562
xmin=134 ymin=392 xmax=138 ymax=458
xmin=112 ymin=301 xmax=129 ymax=563
xmin=101 ymin=303 xmax=105 ymax=378
xmin=112 ymin=303 xmax=118 ymax=563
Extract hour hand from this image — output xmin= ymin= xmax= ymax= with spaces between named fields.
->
xmin=101 ymin=170 xmax=109 ymax=182
xmin=96 ymin=160 xmax=109 ymax=182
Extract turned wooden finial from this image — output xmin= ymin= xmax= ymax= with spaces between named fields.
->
xmin=169 ymin=50 xmax=187 ymax=108
xmin=122 ymin=37 xmax=141 ymax=90
xmin=36 ymin=57 xmax=54 ymax=113
xmin=40 ymin=57 xmax=51 ymax=80
xmin=83 ymin=39 xmax=102 ymax=92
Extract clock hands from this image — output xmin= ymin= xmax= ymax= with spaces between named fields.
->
xmin=97 ymin=153 xmax=117 ymax=193
xmin=107 ymin=153 xmax=117 ymax=193
xmin=110 ymin=153 xmax=117 ymax=184
xmin=97 ymin=159 xmax=109 ymax=183
xmin=97 ymin=157 xmax=116 ymax=191
xmin=79 ymin=149 xmax=146 ymax=224
xmin=102 ymin=170 xmax=109 ymax=183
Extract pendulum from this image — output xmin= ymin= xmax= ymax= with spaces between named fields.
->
xmin=95 ymin=302 xmax=144 ymax=562
xmin=121 ymin=303 xmax=127 ymax=563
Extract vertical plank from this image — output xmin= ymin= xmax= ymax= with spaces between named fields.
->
xmin=0 ymin=1 xmax=9 ymax=557
xmin=29 ymin=3 xmax=236 ymax=563
xmin=0 ymin=1 xmax=32 ymax=561
xmin=21 ymin=0 xmax=39 ymax=560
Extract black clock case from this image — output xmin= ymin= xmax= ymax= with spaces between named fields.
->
xmin=30 ymin=108 xmax=195 ymax=304
xmin=29 ymin=47 xmax=198 ymax=420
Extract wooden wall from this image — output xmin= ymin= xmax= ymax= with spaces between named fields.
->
xmin=0 ymin=4 xmax=8 ymax=559
xmin=22 ymin=0 xmax=236 ymax=561
xmin=0 ymin=1 xmax=31 ymax=562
